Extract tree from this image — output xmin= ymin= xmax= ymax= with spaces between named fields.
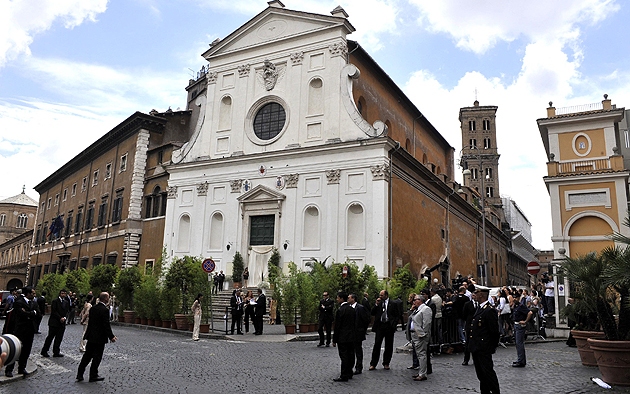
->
xmin=116 ymin=266 xmax=142 ymax=310
xmin=37 ymin=273 xmax=65 ymax=299
xmin=89 ymin=264 xmax=119 ymax=294
xmin=64 ymin=268 xmax=90 ymax=295
xmin=268 ymin=248 xmax=281 ymax=287
xmin=232 ymin=252 xmax=244 ymax=284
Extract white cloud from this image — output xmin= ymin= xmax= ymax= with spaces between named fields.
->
xmin=409 ymin=0 xmax=619 ymax=54
xmin=0 ymin=0 xmax=108 ymax=67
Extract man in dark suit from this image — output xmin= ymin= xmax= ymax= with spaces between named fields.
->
xmin=349 ymin=293 xmax=370 ymax=375
xmin=317 ymin=291 xmax=334 ymax=347
xmin=77 ymin=292 xmax=117 ymax=382
xmin=332 ymin=291 xmax=355 ymax=382
xmin=35 ymin=290 xmax=46 ymax=334
xmin=217 ymin=270 xmax=225 ymax=291
xmin=4 ymin=286 xmax=38 ymax=377
xmin=41 ymin=289 xmax=70 ymax=357
xmin=461 ymin=288 xmax=477 ymax=365
xmin=369 ymin=290 xmax=400 ymax=370
xmin=253 ymin=288 xmax=266 ymax=335
xmin=230 ymin=289 xmax=243 ymax=335
xmin=469 ymin=286 xmax=501 ymax=394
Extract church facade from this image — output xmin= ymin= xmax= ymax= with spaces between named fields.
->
xmin=163 ymin=1 xmax=509 ymax=284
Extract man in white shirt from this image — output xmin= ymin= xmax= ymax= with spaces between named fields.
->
xmin=544 ymin=274 xmax=555 ymax=317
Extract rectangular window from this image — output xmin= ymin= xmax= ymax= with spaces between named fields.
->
xmin=157 ymin=150 xmax=164 ymax=165
xmin=41 ymin=202 xmax=45 ymax=212
xmin=249 ymin=215 xmax=275 ymax=246
xmin=112 ymin=192 xmax=123 ymax=223
xmin=62 ymin=189 xmax=67 ymax=201
xmin=75 ymin=207 xmax=83 ymax=234
xmin=98 ymin=197 xmax=108 ymax=227
xmin=145 ymin=259 xmax=155 ymax=275
xmin=469 ymin=138 xmax=477 ymax=149
xmin=92 ymin=170 xmax=99 ymax=186
xmin=105 ymin=163 xmax=112 ymax=179
xmin=486 ymin=186 xmax=494 ymax=198
xmin=64 ymin=212 xmax=73 ymax=237
xmin=120 ymin=153 xmax=128 ymax=172
xmin=80 ymin=258 xmax=88 ymax=269
xmin=54 ymin=194 xmax=59 ymax=206
xmin=107 ymin=255 xmax=117 ymax=265
xmin=71 ymin=183 xmax=77 ymax=197
xmin=42 ymin=222 xmax=48 ymax=243
xmin=471 ymin=168 xmax=478 ymax=180
xmin=92 ymin=256 xmax=102 ymax=267
xmin=484 ymin=138 xmax=491 ymax=149
xmin=86 ymin=202 xmax=95 ymax=230
xmin=485 ymin=167 xmax=493 ymax=179
xmin=82 ymin=177 xmax=88 ymax=192
xmin=483 ymin=119 xmax=490 ymax=130
xmin=35 ymin=226 xmax=41 ymax=245
xmin=625 ymin=129 xmax=630 ymax=149
xmin=469 ymin=120 xmax=476 ymax=131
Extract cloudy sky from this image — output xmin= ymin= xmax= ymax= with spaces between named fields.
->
xmin=1 ymin=0 xmax=629 ymax=250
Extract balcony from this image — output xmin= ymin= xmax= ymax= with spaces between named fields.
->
xmin=547 ymin=156 xmax=624 ymax=176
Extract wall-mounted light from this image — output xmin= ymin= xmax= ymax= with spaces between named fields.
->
xmin=283 ymin=240 xmax=289 ymax=250
xmin=226 ymin=242 xmax=233 ymax=251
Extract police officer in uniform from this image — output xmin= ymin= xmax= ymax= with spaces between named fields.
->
xmin=468 ymin=286 xmax=501 ymax=394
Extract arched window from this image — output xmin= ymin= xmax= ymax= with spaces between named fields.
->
xmin=209 ymin=212 xmax=224 ymax=250
xmin=177 ymin=214 xmax=191 ymax=252
xmin=16 ymin=213 xmax=27 ymax=228
xmin=346 ymin=203 xmax=365 ymax=248
xmin=302 ymin=206 xmax=320 ymax=249
xmin=218 ymin=96 xmax=232 ymax=130
xmin=307 ymin=78 xmax=323 ymax=115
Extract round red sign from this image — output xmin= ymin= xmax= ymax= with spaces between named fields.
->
xmin=527 ymin=261 xmax=541 ymax=275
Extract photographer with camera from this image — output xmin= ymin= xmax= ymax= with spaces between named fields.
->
xmin=5 ymin=286 xmax=38 ymax=377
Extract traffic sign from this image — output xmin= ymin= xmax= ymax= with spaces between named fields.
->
xmin=202 ymin=258 xmax=216 ymax=273
xmin=527 ymin=261 xmax=541 ymax=275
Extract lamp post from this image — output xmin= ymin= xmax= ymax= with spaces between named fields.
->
xmin=462 ymin=147 xmax=489 ymax=286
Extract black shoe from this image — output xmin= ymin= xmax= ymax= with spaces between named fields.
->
xmin=354 ymin=369 xmax=362 ymax=375
xmin=76 ymin=376 xmax=84 ymax=382
xmin=237 ymin=332 xmax=243 ymax=335
xmin=89 ymin=376 xmax=105 ymax=382
xmin=41 ymin=351 xmax=50 ymax=357
xmin=18 ymin=370 xmax=30 ymax=377
xmin=407 ymin=365 xmax=419 ymax=370
xmin=333 ymin=377 xmax=348 ymax=382
xmin=462 ymin=361 xmax=468 ymax=365
xmin=325 ymin=343 xmax=330 ymax=347
xmin=53 ymin=353 xmax=64 ymax=357
xmin=5 ymin=371 xmax=13 ymax=377
xmin=317 ymin=343 xmax=324 ymax=347
xmin=512 ymin=362 xmax=526 ymax=368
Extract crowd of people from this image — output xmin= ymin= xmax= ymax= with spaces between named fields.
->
xmin=1 ymin=287 xmax=117 ymax=383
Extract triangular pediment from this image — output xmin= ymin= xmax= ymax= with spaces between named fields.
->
xmin=237 ymin=184 xmax=286 ymax=203
xmin=203 ymin=6 xmax=354 ymax=59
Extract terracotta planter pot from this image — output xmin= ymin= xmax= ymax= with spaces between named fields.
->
xmin=118 ymin=315 xmax=125 ymax=323
xmin=299 ymin=323 xmax=310 ymax=333
xmin=140 ymin=317 xmax=148 ymax=325
xmin=134 ymin=317 xmax=141 ymax=324
xmin=200 ymin=323 xmax=210 ymax=333
xmin=171 ymin=320 xmax=177 ymax=329
xmin=147 ymin=318 xmax=155 ymax=326
xmin=284 ymin=324 xmax=296 ymax=334
xmin=174 ymin=314 xmax=189 ymax=330
xmin=572 ymin=330 xmax=605 ymax=366
xmin=588 ymin=338 xmax=630 ymax=386
xmin=154 ymin=319 xmax=162 ymax=327
xmin=123 ymin=310 xmax=135 ymax=324
xmin=310 ymin=323 xmax=318 ymax=332
xmin=162 ymin=320 xmax=172 ymax=328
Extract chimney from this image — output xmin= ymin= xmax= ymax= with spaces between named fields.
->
xmin=602 ymin=94 xmax=612 ymax=110
xmin=546 ymin=101 xmax=556 ymax=117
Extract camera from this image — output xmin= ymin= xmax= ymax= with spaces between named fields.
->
xmin=0 ymin=334 xmax=22 ymax=366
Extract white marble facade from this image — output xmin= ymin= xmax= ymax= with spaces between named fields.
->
xmin=164 ymin=3 xmax=390 ymax=279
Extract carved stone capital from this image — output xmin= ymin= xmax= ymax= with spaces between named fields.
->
xmin=238 ymin=64 xmax=251 ymax=77
xmin=230 ymin=179 xmax=243 ymax=193
xmin=325 ymin=169 xmax=341 ymax=184
xmin=197 ymin=182 xmax=208 ymax=196
xmin=207 ymin=71 xmax=218 ymax=84
xmin=284 ymin=174 xmax=299 ymax=188
xmin=329 ymin=42 xmax=348 ymax=58
xmin=167 ymin=186 xmax=178 ymax=199
xmin=290 ymin=51 xmax=304 ymax=65
xmin=370 ymin=164 xmax=389 ymax=181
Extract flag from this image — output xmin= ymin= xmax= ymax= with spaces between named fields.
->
xmin=47 ymin=215 xmax=65 ymax=238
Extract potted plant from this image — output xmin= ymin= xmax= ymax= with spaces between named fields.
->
xmin=232 ymin=252 xmax=244 ymax=289
xmin=278 ymin=262 xmax=299 ymax=334
xmin=563 ymin=245 xmax=630 ymax=385
xmin=116 ymin=266 xmax=142 ymax=326
xmin=160 ymin=287 xmax=179 ymax=328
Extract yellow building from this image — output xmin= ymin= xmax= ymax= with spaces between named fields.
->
xmin=538 ymin=95 xmax=628 ymax=259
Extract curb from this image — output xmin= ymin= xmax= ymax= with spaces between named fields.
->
xmin=0 ymin=359 xmax=37 ymax=385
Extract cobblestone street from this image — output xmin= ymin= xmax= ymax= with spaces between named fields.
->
xmin=3 ymin=316 xmax=628 ymax=394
